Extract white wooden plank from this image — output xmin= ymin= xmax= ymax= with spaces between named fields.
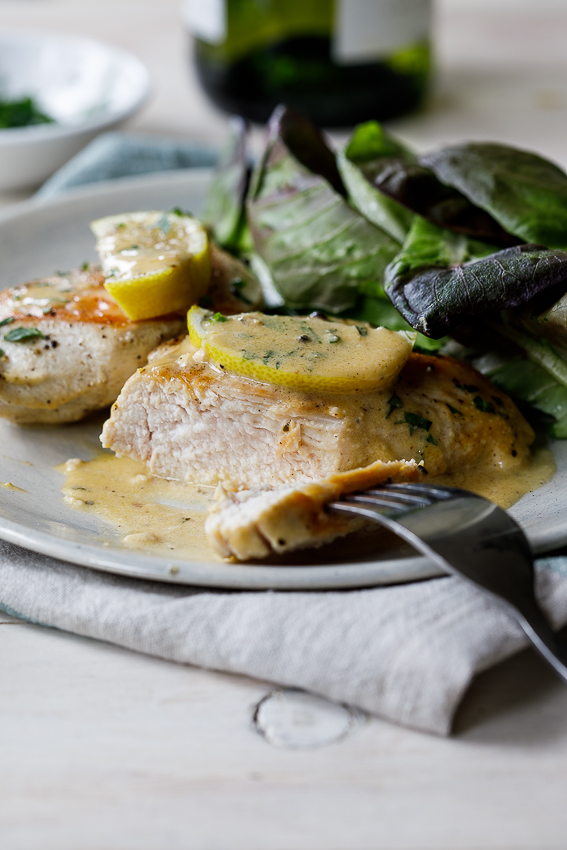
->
xmin=2 ymin=623 xmax=567 ymax=850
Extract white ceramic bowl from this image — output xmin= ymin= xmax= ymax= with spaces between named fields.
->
xmin=0 ymin=30 xmax=150 ymax=192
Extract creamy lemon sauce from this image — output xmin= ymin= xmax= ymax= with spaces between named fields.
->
xmin=434 ymin=446 xmax=555 ymax=509
xmin=59 ymin=446 xmax=555 ymax=560
xmin=0 ymin=481 xmax=26 ymax=492
xmin=58 ymin=454 xmax=219 ymax=560
xmin=8 ymin=280 xmax=73 ymax=317
xmin=189 ymin=309 xmax=413 ymax=392
xmin=94 ymin=211 xmax=207 ymax=281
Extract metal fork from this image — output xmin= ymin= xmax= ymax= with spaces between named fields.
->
xmin=330 ymin=483 xmax=567 ymax=682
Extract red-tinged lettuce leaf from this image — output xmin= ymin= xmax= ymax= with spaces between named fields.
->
xmin=420 ymin=142 xmax=567 ymax=250
xmin=247 ymin=106 xmax=400 ymax=313
xmin=365 ymin=158 xmax=521 ymax=247
xmin=201 ymin=116 xmax=249 ymax=251
xmin=339 ymin=122 xmax=518 ymax=246
xmin=385 ymin=217 xmax=567 ymax=337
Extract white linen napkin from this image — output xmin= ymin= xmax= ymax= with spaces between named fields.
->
xmin=2 ymin=539 xmax=567 ymax=735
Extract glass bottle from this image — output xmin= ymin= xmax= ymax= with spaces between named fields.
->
xmin=183 ymin=0 xmax=433 ymax=127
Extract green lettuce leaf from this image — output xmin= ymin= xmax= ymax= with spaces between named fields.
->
xmin=247 ymin=106 xmax=400 ymax=313
xmin=337 ymin=121 xmax=413 ymax=242
xmin=384 ymin=217 xmax=567 ymax=337
xmin=421 ymin=142 xmax=567 ymax=250
xmin=201 ymin=116 xmax=249 ymax=251
xmin=474 ymin=347 xmax=567 ymax=439
xmin=337 ymin=121 xmax=414 ymax=243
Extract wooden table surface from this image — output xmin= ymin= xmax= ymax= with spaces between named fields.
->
xmin=2 ymin=2 xmax=567 ymax=848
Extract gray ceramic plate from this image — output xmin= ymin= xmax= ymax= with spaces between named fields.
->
xmin=0 ymin=170 xmax=564 ymax=590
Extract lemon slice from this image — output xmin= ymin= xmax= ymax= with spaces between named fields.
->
xmin=188 ymin=306 xmax=414 ymax=393
xmin=90 ymin=211 xmax=210 ymax=321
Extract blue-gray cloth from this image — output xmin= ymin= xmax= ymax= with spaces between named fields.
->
xmin=37 ymin=132 xmax=218 ymax=199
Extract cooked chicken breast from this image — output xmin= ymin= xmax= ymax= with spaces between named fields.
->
xmin=101 ymin=336 xmax=534 ymax=489
xmin=205 ymin=458 xmax=420 ymax=560
xmin=0 ymin=265 xmax=185 ymax=424
xmin=0 ymin=247 xmax=262 ymax=425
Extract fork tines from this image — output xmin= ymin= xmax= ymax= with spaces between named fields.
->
xmin=337 ymin=483 xmax=456 ymax=515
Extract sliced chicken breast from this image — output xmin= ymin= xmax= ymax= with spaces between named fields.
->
xmin=102 ymin=336 xmax=534 ymax=490
xmin=205 ymin=458 xmax=420 ymax=560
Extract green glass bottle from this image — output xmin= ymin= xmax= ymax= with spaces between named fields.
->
xmin=183 ymin=0 xmax=432 ymax=127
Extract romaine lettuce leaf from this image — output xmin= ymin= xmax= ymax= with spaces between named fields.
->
xmin=247 ymin=107 xmax=400 ymax=313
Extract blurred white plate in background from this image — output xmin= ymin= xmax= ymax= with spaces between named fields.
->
xmin=0 ymin=30 xmax=150 ymax=191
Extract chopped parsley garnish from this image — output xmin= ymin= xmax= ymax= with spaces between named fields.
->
xmin=0 ymin=349 xmax=4 ymax=357
xmin=81 ymin=262 xmax=90 ymax=271
xmin=211 ymin=312 xmax=228 ymax=323
xmin=0 ymin=317 xmax=15 ymax=327
xmin=385 ymin=394 xmax=403 ymax=419
xmin=456 ymin=382 xmax=479 ymax=393
xmin=426 ymin=434 xmax=438 ymax=446
xmin=170 ymin=207 xmax=192 ymax=217
xmin=327 ymin=333 xmax=340 ymax=343
xmin=4 ymin=327 xmax=44 ymax=342
xmin=355 ymin=326 xmax=368 ymax=337
xmin=473 ymin=396 xmax=495 ymax=414
xmin=0 ymin=96 xmax=55 ymax=129
xmin=446 ymin=403 xmax=462 ymax=415
xmin=403 ymin=411 xmax=433 ymax=436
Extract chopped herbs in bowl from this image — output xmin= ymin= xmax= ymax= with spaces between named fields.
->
xmin=0 ymin=95 xmax=55 ymax=129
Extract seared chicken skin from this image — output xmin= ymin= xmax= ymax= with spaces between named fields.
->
xmin=102 ymin=337 xmax=534 ymax=490
xmin=0 ymin=247 xmax=262 ymax=425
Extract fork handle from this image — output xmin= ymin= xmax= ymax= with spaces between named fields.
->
xmin=515 ymin=600 xmax=567 ymax=684
xmin=332 ymin=501 xmax=567 ymax=683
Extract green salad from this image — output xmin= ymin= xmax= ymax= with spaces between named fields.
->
xmin=202 ymin=107 xmax=567 ymax=439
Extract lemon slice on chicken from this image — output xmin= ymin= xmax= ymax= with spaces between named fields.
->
xmin=91 ymin=211 xmax=210 ymax=321
xmin=188 ymin=306 xmax=414 ymax=393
